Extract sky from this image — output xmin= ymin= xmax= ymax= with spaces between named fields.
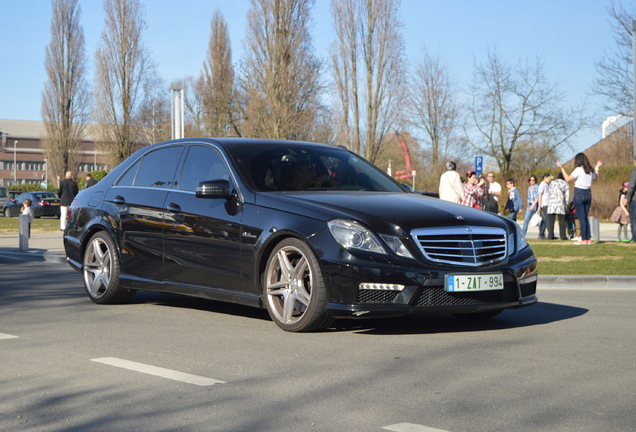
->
xmin=0 ymin=0 xmax=622 ymax=159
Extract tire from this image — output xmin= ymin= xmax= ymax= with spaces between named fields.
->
xmin=453 ymin=309 xmax=503 ymax=320
xmin=82 ymin=231 xmax=134 ymax=304
xmin=3 ymin=208 xmax=11 ymax=217
xmin=263 ymin=238 xmax=332 ymax=332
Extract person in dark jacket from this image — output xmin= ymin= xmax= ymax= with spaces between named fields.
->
xmin=58 ymin=171 xmax=78 ymax=231
xmin=84 ymin=173 xmax=97 ymax=188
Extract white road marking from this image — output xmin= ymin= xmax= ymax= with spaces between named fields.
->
xmin=383 ymin=424 xmax=452 ymax=432
xmin=0 ymin=332 xmax=18 ymax=339
xmin=91 ymin=357 xmax=225 ymax=386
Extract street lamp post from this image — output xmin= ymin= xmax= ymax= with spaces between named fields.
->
xmin=170 ymin=81 xmax=185 ymax=140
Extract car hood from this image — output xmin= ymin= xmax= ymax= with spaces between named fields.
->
xmin=254 ymin=191 xmax=511 ymax=236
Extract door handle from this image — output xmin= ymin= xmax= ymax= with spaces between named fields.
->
xmin=167 ymin=202 xmax=181 ymax=212
xmin=113 ymin=195 xmax=125 ymax=204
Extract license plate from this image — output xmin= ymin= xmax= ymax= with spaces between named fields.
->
xmin=445 ymin=273 xmax=504 ymax=292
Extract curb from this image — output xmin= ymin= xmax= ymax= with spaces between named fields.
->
xmin=0 ymin=249 xmax=67 ymax=264
xmin=538 ymin=274 xmax=636 ymax=290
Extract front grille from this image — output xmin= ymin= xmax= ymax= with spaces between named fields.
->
xmin=414 ymin=286 xmax=512 ymax=307
xmin=412 ymin=226 xmax=508 ymax=267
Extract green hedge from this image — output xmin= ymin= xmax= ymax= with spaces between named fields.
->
xmin=6 ymin=170 xmax=110 ymax=194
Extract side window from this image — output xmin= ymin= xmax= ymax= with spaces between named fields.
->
xmin=178 ymin=146 xmax=230 ymax=192
xmin=134 ymin=146 xmax=184 ymax=188
xmin=116 ymin=159 xmax=141 ymax=187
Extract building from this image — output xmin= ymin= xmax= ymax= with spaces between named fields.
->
xmin=0 ymin=119 xmax=108 ymax=187
xmin=566 ymin=121 xmax=634 ymax=167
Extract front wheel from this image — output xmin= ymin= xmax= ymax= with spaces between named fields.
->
xmin=83 ymin=231 xmax=134 ymax=304
xmin=3 ymin=208 xmax=11 ymax=217
xmin=263 ymin=238 xmax=332 ymax=332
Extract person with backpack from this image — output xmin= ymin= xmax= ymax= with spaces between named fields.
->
xmin=547 ymin=172 xmax=570 ymax=240
xmin=504 ymin=178 xmax=523 ymax=222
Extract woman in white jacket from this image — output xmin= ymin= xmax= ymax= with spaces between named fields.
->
xmin=439 ymin=161 xmax=464 ymax=203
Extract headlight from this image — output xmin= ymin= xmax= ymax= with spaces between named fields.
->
xmin=327 ymin=219 xmax=387 ymax=254
xmin=380 ymin=234 xmax=414 ymax=259
xmin=508 ymin=223 xmax=529 ymax=254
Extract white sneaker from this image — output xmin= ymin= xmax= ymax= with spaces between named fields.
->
xmin=571 ymin=236 xmax=581 ymax=241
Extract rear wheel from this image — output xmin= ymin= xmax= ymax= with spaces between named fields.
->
xmin=3 ymin=208 xmax=10 ymax=217
xmin=263 ymin=238 xmax=332 ymax=332
xmin=83 ymin=231 xmax=134 ymax=304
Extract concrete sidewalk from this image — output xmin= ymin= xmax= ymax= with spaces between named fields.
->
xmin=0 ymin=232 xmax=66 ymax=264
xmin=1 ymin=224 xmax=634 ymax=289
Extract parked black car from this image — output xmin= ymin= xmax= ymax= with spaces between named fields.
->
xmin=3 ymin=191 xmax=61 ymax=218
xmin=64 ymin=138 xmax=537 ymax=332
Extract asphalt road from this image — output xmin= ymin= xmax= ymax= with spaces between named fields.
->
xmin=1 ymin=255 xmax=635 ymax=432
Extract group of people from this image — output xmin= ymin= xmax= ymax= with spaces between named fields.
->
xmin=440 ymin=163 xmax=523 ymax=220
xmin=20 ymin=172 xmax=97 ymax=236
xmin=438 ymin=152 xmax=626 ymax=245
xmin=439 ymin=162 xmax=505 ymax=214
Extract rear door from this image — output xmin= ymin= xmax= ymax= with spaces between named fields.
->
xmin=104 ymin=145 xmax=185 ymax=280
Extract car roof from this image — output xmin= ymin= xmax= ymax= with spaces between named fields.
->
xmin=152 ymin=137 xmax=338 ymax=151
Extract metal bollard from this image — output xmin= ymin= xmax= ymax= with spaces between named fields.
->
xmin=589 ymin=216 xmax=600 ymax=242
xmin=19 ymin=213 xmax=29 ymax=251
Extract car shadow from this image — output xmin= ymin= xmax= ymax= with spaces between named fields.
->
xmin=131 ymin=291 xmax=272 ymax=322
xmin=337 ymin=301 xmax=588 ymax=335
xmin=130 ymin=292 xmax=587 ymax=334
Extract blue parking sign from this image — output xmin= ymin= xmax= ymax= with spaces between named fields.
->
xmin=475 ymin=156 xmax=483 ymax=175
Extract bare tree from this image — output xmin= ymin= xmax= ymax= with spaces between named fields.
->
xmin=593 ymin=1 xmax=636 ymax=116
xmin=409 ymin=49 xmax=460 ymax=179
xmin=41 ymin=0 xmax=89 ymax=180
xmin=201 ymin=10 xmax=239 ymax=137
xmin=138 ymin=74 xmax=170 ymax=144
xmin=466 ymin=51 xmax=586 ymax=176
xmin=330 ymin=0 xmax=406 ymax=162
xmin=183 ymin=76 xmax=206 ymax=137
xmin=506 ymin=140 xmax=558 ymax=183
xmin=93 ymin=0 xmax=155 ymax=164
xmin=240 ymin=0 xmax=324 ymax=140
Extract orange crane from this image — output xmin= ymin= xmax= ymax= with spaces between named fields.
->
xmin=393 ymin=131 xmax=413 ymax=181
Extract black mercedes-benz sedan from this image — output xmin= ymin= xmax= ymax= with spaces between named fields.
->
xmin=64 ymin=138 xmax=537 ymax=332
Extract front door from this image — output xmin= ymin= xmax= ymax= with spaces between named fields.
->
xmin=162 ymin=145 xmax=243 ymax=290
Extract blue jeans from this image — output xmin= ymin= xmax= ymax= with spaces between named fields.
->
xmin=509 ymin=210 xmax=519 ymax=222
xmin=538 ymin=207 xmax=549 ymax=239
xmin=573 ymin=188 xmax=592 ymax=241
xmin=522 ymin=204 xmax=536 ymax=235
xmin=630 ymin=200 xmax=636 ymax=242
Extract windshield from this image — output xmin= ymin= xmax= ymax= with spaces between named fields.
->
xmin=33 ymin=192 xmax=58 ymax=200
xmin=228 ymin=144 xmax=406 ymax=193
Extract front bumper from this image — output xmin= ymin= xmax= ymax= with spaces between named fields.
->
xmin=319 ymin=251 xmax=538 ymax=319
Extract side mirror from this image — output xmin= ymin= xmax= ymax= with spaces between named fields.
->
xmin=196 ymin=180 xmax=235 ymax=199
